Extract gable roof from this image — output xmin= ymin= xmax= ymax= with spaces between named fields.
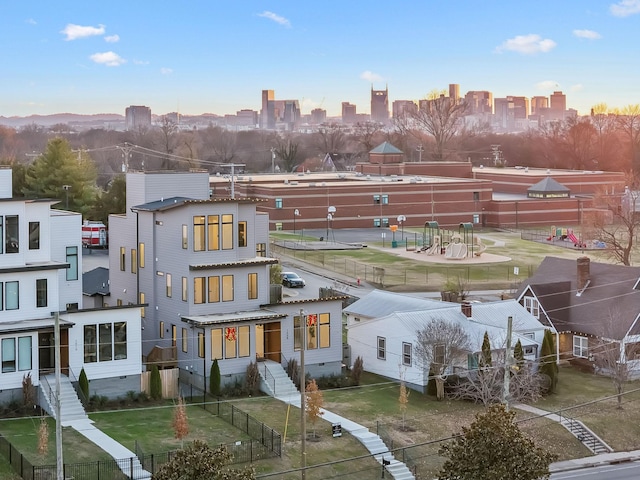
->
xmin=82 ymin=267 xmax=110 ymax=296
xmin=344 ymin=289 xmax=444 ymax=318
xmin=370 ymin=142 xmax=403 ymax=154
xmin=516 ymin=256 xmax=640 ymax=339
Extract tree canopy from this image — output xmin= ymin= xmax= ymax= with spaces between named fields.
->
xmin=438 ymin=404 xmax=556 ymax=480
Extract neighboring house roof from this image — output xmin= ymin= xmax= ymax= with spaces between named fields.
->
xmin=344 ymin=289 xmax=445 ymax=318
xmin=181 ymin=309 xmax=287 ymax=326
xmin=515 ymin=256 xmax=640 ymax=340
xmin=190 ymin=257 xmax=278 ymax=270
xmin=83 ymin=266 xmax=110 ymax=296
xmin=0 ymin=317 xmax=74 ymax=335
xmin=527 ymin=177 xmax=570 ymax=194
xmin=132 ymin=196 xmax=266 ymax=212
xmin=370 ymin=142 xmax=403 ymax=154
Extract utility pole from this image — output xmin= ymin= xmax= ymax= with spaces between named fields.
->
xmin=502 ymin=316 xmax=513 ymax=410
xmin=416 ymin=144 xmax=424 ymax=162
xmin=299 ymin=309 xmax=307 ymax=480
xmin=117 ymin=143 xmax=135 ymax=172
xmin=271 ymin=147 xmax=276 ymax=173
xmin=54 ymin=312 xmax=64 ymax=479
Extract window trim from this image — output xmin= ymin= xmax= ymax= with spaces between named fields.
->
xmin=402 ymin=342 xmax=412 ymax=366
xmin=573 ymin=335 xmax=588 ymax=358
xmin=377 ymin=336 xmax=386 ymax=360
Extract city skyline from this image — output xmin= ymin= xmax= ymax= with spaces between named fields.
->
xmin=2 ymin=1 xmax=640 ymax=118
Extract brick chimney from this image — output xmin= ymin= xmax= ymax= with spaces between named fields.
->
xmin=577 ymin=257 xmax=590 ymax=291
xmin=461 ymin=302 xmax=472 ymax=318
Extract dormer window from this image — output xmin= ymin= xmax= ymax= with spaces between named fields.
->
xmin=524 ymin=296 xmax=540 ymax=319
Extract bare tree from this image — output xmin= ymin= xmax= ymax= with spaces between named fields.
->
xmin=158 ymin=116 xmax=178 ymax=169
xmin=408 ymin=90 xmax=469 ymax=161
xmin=561 ymin=116 xmax=598 ymax=170
xmin=586 ymin=176 xmax=640 ymax=266
xmin=201 ymin=125 xmax=238 ymax=166
xmin=274 ymin=134 xmax=300 ymax=172
xmin=314 ymin=123 xmax=346 ymax=155
xmin=592 ymin=310 xmax=640 ymax=409
xmin=415 ymin=318 xmax=470 ymax=398
xmin=613 ymin=104 xmax=640 ymax=175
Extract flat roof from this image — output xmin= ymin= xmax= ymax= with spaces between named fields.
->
xmin=473 ymin=166 xmax=618 ymax=176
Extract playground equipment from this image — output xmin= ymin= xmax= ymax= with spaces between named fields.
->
xmin=445 ymin=234 xmax=468 ymax=259
xmin=444 ymin=223 xmax=486 ymax=260
xmin=547 ymin=226 xmax=585 ymax=248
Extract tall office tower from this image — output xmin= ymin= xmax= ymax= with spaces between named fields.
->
xmin=449 ymin=84 xmax=460 ymax=101
xmin=260 ymin=89 xmax=275 ymax=129
xmin=494 ymin=97 xmax=515 ymax=130
xmin=464 ymin=91 xmax=493 ymax=115
xmin=370 ymin=86 xmax=389 ymax=124
xmin=282 ymin=100 xmax=301 ymax=130
xmin=125 ymin=105 xmax=151 ymax=130
xmin=531 ymin=96 xmax=549 ymax=116
xmin=392 ymin=100 xmax=417 ymax=118
xmin=342 ymin=102 xmax=357 ymax=124
xmin=510 ymin=96 xmax=530 ymax=119
xmin=550 ymin=91 xmax=567 ymax=119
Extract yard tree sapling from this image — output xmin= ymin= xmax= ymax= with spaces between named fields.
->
xmin=172 ymin=395 xmax=189 ymax=447
xmin=438 ymin=404 xmax=556 ymax=480
xmin=305 ymin=379 xmax=324 ymax=439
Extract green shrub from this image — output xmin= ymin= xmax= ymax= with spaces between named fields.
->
xmin=79 ymin=368 xmax=89 ymax=400
xmin=210 ymin=359 xmax=221 ymax=396
xmin=351 ymin=356 xmax=363 ymax=386
xmin=245 ymin=361 xmax=260 ymax=396
xmin=150 ymin=365 xmax=162 ymax=400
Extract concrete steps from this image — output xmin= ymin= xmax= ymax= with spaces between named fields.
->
xmin=39 ymin=374 xmax=89 ymax=426
xmin=561 ymin=418 xmax=613 ymax=455
xmin=258 ymin=360 xmax=299 ymax=398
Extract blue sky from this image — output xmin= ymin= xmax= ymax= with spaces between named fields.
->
xmin=2 ymin=1 xmax=639 ymax=118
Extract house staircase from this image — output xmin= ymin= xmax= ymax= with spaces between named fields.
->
xmin=560 ymin=416 xmax=613 ymax=455
xmin=39 ymin=374 xmax=151 ymax=479
xmin=258 ymin=361 xmax=415 ymax=479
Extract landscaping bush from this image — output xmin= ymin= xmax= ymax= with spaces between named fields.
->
xmin=220 ymin=380 xmax=248 ymax=398
xmin=22 ymin=373 xmax=35 ymax=408
xmin=78 ymin=368 xmax=89 ymax=401
xmin=210 ymin=359 xmax=221 ymax=396
xmin=150 ymin=365 xmax=162 ymax=400
xmin=316 ymin=373 xmax=353 ymax=390
xmin=351 ymin=356 xmax=363 ymax=386
xmin=245 ymin=361 xmax=260 ymax=396
xmin=287 ymin=358 xmax=300 ymax=387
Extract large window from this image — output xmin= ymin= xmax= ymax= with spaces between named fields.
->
xmin=524 ymin=296 xmax=540 ymax=319
xmin=2 ymin=338 xmax=16 ymax=373
xmin=319 ymin=313 xmax=330 ymax=348
xmin=5 ymin=215 xmax=18 ymax=253
xmin=306 ymin=314 xmax=318 ymax=350
xmin=573 ymin=335 xmax=588 ymax=358
xmin=6 ymin=281 xmax=18 ymax=310
xmin=36 ymin=279 xmax=47 ymax=308
xmin=211 ymin=329 xmax=223 ymax=360
xmin=238 ymin=221 xmax=247 ymax=247
xmin=193 ymin=216 xmax=205 ymax=251
xmin=66 ymin=246 xmax=78 ymax=281
xmin=248 ymin=273 xmax=258 ymax=300
xmin=377 ymin=337 xmax=386 ymax=360
xmin=402 ymin=342 xmax=412 ymax=366
xmin=222 ymin=326 xmax=249 ymax=359
xmin=99 ymin=323 xmax=113 ymax=362
xmin=194 ymin=277 xmax=206 ymax=304
xmin=208 ymin=276 xmax=220 ymax=303
xmin=84 ymin=323 xmax=126 ymax=362
xmin=18 ymin=337 xmax=32 ymax=370
xmin=208 ymin=215 xmax=219 ymax=251
xmin=222 ymin=275 xmax=234 ymax=301
xmin=295 ymin=313 xmax=331 ymax=351
xmin=222 ymin=214 xmax=233 ymax=250
xmin=29 ymin=222 xmax=40 ymax=250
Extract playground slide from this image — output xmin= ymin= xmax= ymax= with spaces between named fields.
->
xmin=445 ymin=242 xmax=468 ymax=259
xmin=567 ymin=232 xmax=579 ymax=244
xmin=425 ymin=240 xmax=440 ymax=255
xmin=473 ymin=238 xmax=487 ymax=257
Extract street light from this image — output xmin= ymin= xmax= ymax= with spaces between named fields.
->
xmin=293 ymin=209 xmax=300 ymax=234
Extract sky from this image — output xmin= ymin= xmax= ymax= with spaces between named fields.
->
xmin=2 ymin=1 xmax=640 ymax=118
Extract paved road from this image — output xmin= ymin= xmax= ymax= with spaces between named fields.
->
xmin=551 ymin=461 xmax=640 ymax=479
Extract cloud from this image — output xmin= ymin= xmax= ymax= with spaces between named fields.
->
xmin=570 ymin=84 xmax=584 ymax=92
xmin=104 ymin=34 xmax=120 ymax=43
xmin=495 ymin=34 xmax=556 ymax=54
xmin=26 ymin=18 xmax=37 ymax=25
xmin=572 ymin=29 xmax=602 ymax=39
xmin=536 ymin=80 xmax=560 ymax=91
xmin=133 ymin=59 xmax=150 ymax=65
xmin=89 ymin=51 xmax=125 ymax=67
xmin=61 ymin=23 xmax=106 ymax=40
xmin=360 ymin=70 xmax=383 ymax=82
xmin=610 ymin=0 xmax=640 ymax=16
xmin=258 ymin=11 xmax=291 ymax=27
xmin=160 ymin=67 xmax=173 ymax=75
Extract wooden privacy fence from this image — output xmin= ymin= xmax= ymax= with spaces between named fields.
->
xmin=141 ymin=367 xmax=179 ymax=398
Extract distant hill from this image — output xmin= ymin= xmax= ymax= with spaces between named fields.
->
xmin=0 ymin=113 xmax=124 ymax=128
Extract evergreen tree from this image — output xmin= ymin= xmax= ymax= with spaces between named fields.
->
xmin=88 ymin=174 xmax=126 ymax=225
xmin=539 ymin=329 xmax=559 ymax=393
xmin=22 ymin=138 xmax=98 ymax=216
xmin=210 ymin=359 xmax=221 ymax=396
xmin=514 ymin=340 xmax=525 ymax=371
xmin=150 ymin=365 xmax=162 ymax=400
xmin=426 ymin=364 xmax=438 ymax=397
xmin=479 ymin=331 xmax=492 ymax=369
xmin=79 ymin=367 xmax=90 ymax=400
xmin=438 ymin=404 xmax=557 ymax=480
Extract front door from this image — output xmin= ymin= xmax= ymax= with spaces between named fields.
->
xmin=263 ymin=322 xmax=281 ymax=363
xmin=38 ymin=330 xmax=69 ymax=375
